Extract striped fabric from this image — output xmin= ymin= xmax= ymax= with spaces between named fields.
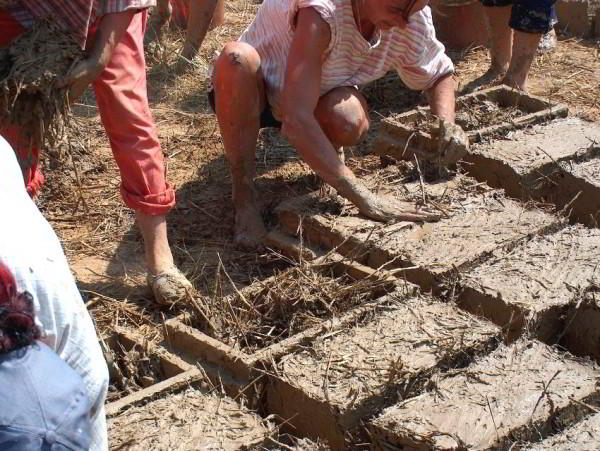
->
xmin=8 ymin=0 xmax=155 ymax=48
xmin=239 ymin=0 xmax=454 ymax=120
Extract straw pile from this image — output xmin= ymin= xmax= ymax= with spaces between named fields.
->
xmin=190 ymin=262 xmax=391 ymax=352
xmin=0 ymin=20 xmax=83 ymax=149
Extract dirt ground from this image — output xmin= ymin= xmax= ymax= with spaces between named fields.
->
xmin=28 ymin=1 xmax=600 ymax=448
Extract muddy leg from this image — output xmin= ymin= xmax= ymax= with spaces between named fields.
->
xmin=502 ymin=30 xmax=542 ymax=92
xmin=214 ymin=41 xmax=267 ymax=249
xmin=462 ymin=5 xmax=512 ymax=93
xmin=484 ymin=5 xmax=513 ymax=77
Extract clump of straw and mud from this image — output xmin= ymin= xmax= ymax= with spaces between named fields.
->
xmin=0 ymin=20 xmax=83 ymax=149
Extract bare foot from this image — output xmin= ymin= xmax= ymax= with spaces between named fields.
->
xmin=500 ymin=74 xmax=526 ymax=92
xmin=234 ymin=205 xmax=267 ymax=249
xmin=335 ymin=176 xmax=440 ymax=223
xmin=147 ymin=266 xmax=193 ymax=305
xmin=461 ymin=65 xmax=507 ymax=94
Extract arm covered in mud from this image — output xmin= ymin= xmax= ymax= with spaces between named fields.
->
xmin=57 ymin=10 xmax=136 ymax=100
xmin=281 ymin=8 xmax=439 ymax=223
xmin=425 ymin=73 xmax=470 ymax=167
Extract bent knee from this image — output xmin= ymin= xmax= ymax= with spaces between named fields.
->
xmin=215 ymin=42 xmax=260 ymax=76
xmin=318 ymin=94 xmax=370 ymax=146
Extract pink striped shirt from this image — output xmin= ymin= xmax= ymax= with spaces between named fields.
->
xmin=239 ymin=0 xmax=454 ymax=120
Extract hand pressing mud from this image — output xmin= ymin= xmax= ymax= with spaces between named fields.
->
xmin=336 ymin=176 xmax=440 ymax=223
xmin=430 ymin=119 xmax=469 ymax=167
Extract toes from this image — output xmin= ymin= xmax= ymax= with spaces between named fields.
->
xmin=148 ymin=266 xmax=193 ymax=305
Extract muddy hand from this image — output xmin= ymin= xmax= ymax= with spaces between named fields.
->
xmin=56 ymin=58 xmax=103 ymax=102
xmin=336 ymin=176 xmax=440 ymax=223
xmin=431 ymin=119 xmax=469 ymax=167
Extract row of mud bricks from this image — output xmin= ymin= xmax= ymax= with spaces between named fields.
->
xmin=104 ymin=90 xmax=600 ymax=450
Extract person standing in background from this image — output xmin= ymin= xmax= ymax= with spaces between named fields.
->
xmin=477 ymin=0 xmax=557 ymax=91
xmin=148 ymin=0 xmax=226 ymax=60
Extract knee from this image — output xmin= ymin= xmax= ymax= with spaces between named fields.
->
xmin=214 ymin=42 xmax=259 ymax=83
xmin=318 ymin=95 xmax=370 ymax=147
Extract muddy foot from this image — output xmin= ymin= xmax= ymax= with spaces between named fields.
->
xmin=234 ymin=206 xmax=267 ymax=250
xmin=147 ymin=266 xmax=193 ymax=305
xmin=461 ymin=66 xmax=506 ymax=94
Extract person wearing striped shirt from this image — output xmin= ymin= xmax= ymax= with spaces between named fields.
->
xmin=212 ymin=0 xmax=469 ymax=249
xmin=0 ymin=0 xmax=193 ymax=305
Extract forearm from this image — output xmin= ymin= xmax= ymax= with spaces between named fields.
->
xmin=282 ymin=113 xmax=354 ymax=187
xmin=88 ymin=10 xmax=136 ymax=69
xmin=425 ymin=73 xmax=456 ymax=123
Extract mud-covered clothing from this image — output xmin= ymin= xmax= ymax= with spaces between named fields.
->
xmin=238 ymin=0 xmax=454 ymax=121
xmin=6 ymin=0 xmax=155 ymax=48
xmin=479 ymin=0 xmax=557 ymax=34
xmin=0 ymin=136 xmax=109 ymax=451
xmin=0 ymin=8 xmax=175 ymax=216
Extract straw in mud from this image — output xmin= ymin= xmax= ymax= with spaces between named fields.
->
xmin=0 ymin=20 xmax=84 ymax=151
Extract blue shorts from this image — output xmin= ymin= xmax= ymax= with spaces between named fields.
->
xmin=479 ymin=0 xmax=557 ymax=34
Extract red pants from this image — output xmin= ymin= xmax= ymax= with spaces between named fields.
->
xmin=0 ymin=10 xmax=175 ymax=215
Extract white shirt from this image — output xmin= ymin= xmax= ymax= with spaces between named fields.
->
xmin=0 ymin=136 xmax=108 ymax=451
xmin=239 ymin=0 xmax=454 ymax=119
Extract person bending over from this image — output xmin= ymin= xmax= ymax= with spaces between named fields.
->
xmin=212 ymin=0 xmax=469 ymax=248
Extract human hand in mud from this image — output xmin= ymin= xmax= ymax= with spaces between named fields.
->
xmin=430 ymin=118 xmax=469 ymax=167
xmin=56 ymin=58 xmax=104 ymax=101
xmin=335 ymin=176 xmax=440 ymax=223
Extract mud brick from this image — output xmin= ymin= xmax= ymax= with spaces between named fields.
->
xmin=276 ymin=175 xmax=560 ymax=291
xmin=557 ymin=0 xmax=593 ymax=37
xmin=373 ymin=86 xmax=567 ymax=162
xmin=464 ymin=117 xmax=600 ymax=225
xmin=267 ymin=292 xmax=500 ymax=449
xmin=563 ymin=287 xmax=600 ymax=362
xmin=458 ymin=226 xmax=600 ymax=342
xmin=369 ymin=340 xmax=600 ymax=450
xmin=108 ymin=387 xmax=273 ymax=450
xmin=548 ymin=151 xmax=600 ymax=226
xmin=525 ymin=413 xmax=600 ymax=450
xmin=162 ymin=259 xmax=403 ymax=394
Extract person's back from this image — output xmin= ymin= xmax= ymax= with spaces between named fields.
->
xmin=0 ymin=343 xmax=92 ymax=451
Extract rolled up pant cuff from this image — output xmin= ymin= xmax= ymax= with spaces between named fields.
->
xmin=121 ymin=182 xmax=175 ymax=216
